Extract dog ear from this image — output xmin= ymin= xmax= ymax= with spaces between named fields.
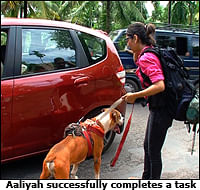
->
xmin=110 ymin=110 xmax=118 ymax=122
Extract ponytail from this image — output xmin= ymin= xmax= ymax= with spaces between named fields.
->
xmin=146 ymin=23 xmax=156 ymax=46
xmin=127 ymin=22 xmax=156 ymax=46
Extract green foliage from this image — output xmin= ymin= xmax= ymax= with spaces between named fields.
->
xmin=1 ymin=1 xmax=199 ymax=32
xmin=171 ymin=1 xmax=188 ymax=24
xmin=150 ymin=1 xmax=166 ymax=22
xmin=1 ymin=31 xmax=7 ymax=45
xmin=51 ymin=30 xmax=74 ymax=49
xmin=112 ymin=1 xmax=145 ymax=29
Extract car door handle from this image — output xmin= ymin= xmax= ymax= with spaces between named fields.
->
xmin=74 ymin=76 xmax=89 ymax=87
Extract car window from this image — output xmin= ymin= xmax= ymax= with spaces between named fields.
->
xmin=1 ymin=31 xmax=7 ymax=77
xmin=156 ymin=35 xmax=176 ymax=50
xmin=21 ymin=29 xmax=76 ymax=75
xmin=156 ymin=35 xmax=189 ymax=56
xmin=109 ymin=30 xmax=120 ymax=41
xmin=109 ymin=30 xmax=128 ymax=51
xmin=77 ymin=31 xmax=106 ymax=65
xmin=176 ymin=37 xmax=188 ymax=56
xmin=116 ymin=33 xmax=127 ymax=52
xmin=192 ymin=37 xmax=199 ymax=57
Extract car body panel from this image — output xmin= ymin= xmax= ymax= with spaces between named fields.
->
xmin=1 ymin=80 xmax=14 ymax=159
xmin=1 ymin=18 xmax=126 ymax=163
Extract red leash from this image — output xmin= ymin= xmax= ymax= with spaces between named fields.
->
xmin=110 ymin=104 xmax=134 ymax=167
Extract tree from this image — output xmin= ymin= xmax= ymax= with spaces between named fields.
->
xmin=1 ymin=1 xmax=23 ymax=17
xmin=106 ymin=1 xmax=111 ymax=33
xmin=168 ymin=1 xmax=171 ymax=24
xmin=36 ymin=1 xmax=76 ymax=21
xmin=1 ymin=1 xmax=148 ymax=32
xmin=1 ymin=1 xmax=49 ymax=18
xmin=171 ymin=1 xmax=188 ymax=25
xmin=186 ymin=1 xmax=198 ymax=25
xmin=111 ymin=1 xmax=147 ymax=30
xmin=68 ymin=1 xmax=100 ymax=27
xmin=148 ymin=1 xmax=199 ymax=27
xmin=150 ymin=1 xmax=165 ymax=23
xmin=169 ymin=1 xmax=199 ymax=26
xmin=62 ymin=1 xmax=148 ymax=32
xmin=135 ymin=1 xmax=148 ymax=20
xmin=2 ymin=1 xmax=198 ymax=32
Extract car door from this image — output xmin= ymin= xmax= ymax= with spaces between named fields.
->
xmin=188 ymin=36 xmax=199 ymax=80
xmin=1 ymin=27 xmax=16 ymax=161
xmin=9 ymin=26 xmax=94 ymax=160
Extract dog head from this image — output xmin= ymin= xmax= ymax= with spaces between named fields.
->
xmin=96 ymin=108 xmax=124 ymax=134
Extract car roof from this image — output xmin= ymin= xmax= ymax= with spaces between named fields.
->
xmin=1 ymin=18 xmax=109 ymax=39
xmin=156 ymin=29 xmax=199 ymax=36
xmin=113 ymin=28 xmax=199 ymax=36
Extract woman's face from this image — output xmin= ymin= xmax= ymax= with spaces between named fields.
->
xmin=126 ymin=34 xmax=139 ymax=53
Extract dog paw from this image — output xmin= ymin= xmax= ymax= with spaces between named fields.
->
xmin=70 ymin=175 xmax=79 ymax=179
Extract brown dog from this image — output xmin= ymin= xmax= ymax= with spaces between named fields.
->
xmin=40 ymin=109 xmax=124 ymax=179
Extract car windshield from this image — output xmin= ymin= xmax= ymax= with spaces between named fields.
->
xmin=109 ymin=30 xmax=121 ymax=41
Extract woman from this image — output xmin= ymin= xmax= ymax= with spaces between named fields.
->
xmin=122 ymin=22 xmax=173 ymax=179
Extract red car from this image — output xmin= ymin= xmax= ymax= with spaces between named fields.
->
xmin=1 ymin=18 xmax=126 ymax=163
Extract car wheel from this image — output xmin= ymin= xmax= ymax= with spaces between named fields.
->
xmin=125 ymin=79 xmax=139 ymax=93
xmin=103 ymin=131 xmax=116 ymax=153
xmin=83 ymin=107 xmax=116 ymax=153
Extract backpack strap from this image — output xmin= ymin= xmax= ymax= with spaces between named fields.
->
xmin=141 ymin=47 xmax=160 ymax=59
xmin=139 ymin=68 xmax=152 ymax=88
xmin=139 ymin=47 xmax=160 ymax=88
xmin=139 ymin=47 xmax=166 ymax=109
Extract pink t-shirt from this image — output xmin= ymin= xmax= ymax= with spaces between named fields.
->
xmin=135 ymin=46 xmax=164 ymax=88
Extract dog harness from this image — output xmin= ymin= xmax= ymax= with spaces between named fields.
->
xmin=63 ymin=123 xmax=83 ymax=138
xmin=80 ymin=118 xmax=105 ymax=157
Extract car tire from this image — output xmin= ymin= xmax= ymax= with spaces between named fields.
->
xmin=125 ymin=79 xmax=139 ymax=93
xmin=83 ymin=107 xmax=116 ymax=153
xmin=102 ymin=130 xmax=116 ymax=153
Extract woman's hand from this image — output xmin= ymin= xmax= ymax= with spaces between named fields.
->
xmin=122 ymin=93 xmax=137 ymax=104
xmin=122 ymin=80 xmax=165 ymax=104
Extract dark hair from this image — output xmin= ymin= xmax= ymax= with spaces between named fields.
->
xmin=127 ymin=22 xmax=156 ymax=46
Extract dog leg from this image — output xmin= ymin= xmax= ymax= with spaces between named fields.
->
xmin=40 ymin=161 xmax=51 ymax=179
xmin=54 ymin=160 xmax=70 ymax=179
xmin=94 ymin=157 xmax=101 ymax=179
xmin=71 ymin=164 xmax=79 ymax=179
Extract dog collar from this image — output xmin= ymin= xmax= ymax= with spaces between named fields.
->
xmin=82 ymin=119 xmax=105 ymax=138
xmin=80 ymin=119 xmax=104 ymax=139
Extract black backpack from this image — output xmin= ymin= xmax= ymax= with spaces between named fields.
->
xmin=140 ymin=47 xmax=196 ymax=121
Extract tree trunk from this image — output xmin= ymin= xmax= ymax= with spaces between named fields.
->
xmin=168 ymin=1 xmax=171 ymax=25
xmin=188 ymin=3 xmax=193 ymax=25
xmin=24 ymin=0 xmax=28 ymax=18
xmin=106 ymin=1 xmax=111 ymax=33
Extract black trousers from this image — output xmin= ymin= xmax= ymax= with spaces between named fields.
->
xmin=142 ymin=107 xmax=173 ymax=179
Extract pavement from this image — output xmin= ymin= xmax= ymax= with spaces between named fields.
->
xmin=100 ymin=103 xmax=199 ymax=179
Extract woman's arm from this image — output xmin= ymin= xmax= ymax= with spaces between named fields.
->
xmin=122 ymin=80 xmax=165 ymax=104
